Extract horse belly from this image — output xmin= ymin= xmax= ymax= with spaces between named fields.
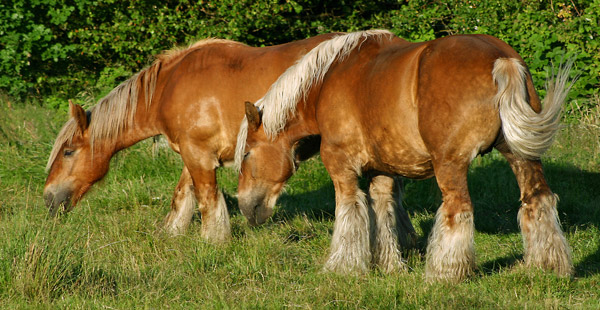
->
xmin=368 ymin=138 xmax=434 ymax=179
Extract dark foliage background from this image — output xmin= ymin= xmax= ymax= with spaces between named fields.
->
xmin=1 ymin=0 xmax=598 ymax=115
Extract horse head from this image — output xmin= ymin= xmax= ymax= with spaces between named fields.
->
xmin=235 ymin=102 xmax=301 ymax=226
xmin=44 ymin=101 xmax=112 ymax=216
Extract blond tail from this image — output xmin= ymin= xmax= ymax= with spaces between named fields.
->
xmin=493 ymin=58 xmax=574 ymax=159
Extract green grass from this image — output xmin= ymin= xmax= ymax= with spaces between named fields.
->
xmin=1 ymin=100 xmax=599 ymax=309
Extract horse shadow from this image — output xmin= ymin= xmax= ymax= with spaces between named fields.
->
xmin=261 ymin=155 xmax=600 ymax=277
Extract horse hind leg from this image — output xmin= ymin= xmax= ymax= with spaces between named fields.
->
xmin=500 ymin=149 xmax=572 ymax=276
xmin=163 ymin=167 xmax=196 ymax=235
xmin=368 ymin=175 xmax=416 ymax=272
xmin=425 ymin=161 xmax=476 ymax=282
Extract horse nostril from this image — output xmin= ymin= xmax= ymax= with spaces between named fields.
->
xmin=43 ymin=192 xmax=54 ymax=208
xmin=244 ymin=204 xmax=259 ymax=227
xmin=44 ymin=189 xmax=72 ymax=217
xmin=239 ymin=201 xmax=258 ymax=226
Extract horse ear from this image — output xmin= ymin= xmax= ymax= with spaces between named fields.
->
xmin=69 ymin=100 xmax=88 ymax=132
xmin=245 ymin=101 xmax=261 ymax=131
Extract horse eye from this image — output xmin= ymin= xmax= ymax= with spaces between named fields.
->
xmin=63 ymin=149 xmax=75 ymax=157
xmin=243 ymin=152 xmax=250 ymax=159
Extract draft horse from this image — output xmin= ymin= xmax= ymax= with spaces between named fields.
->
xmin=43 ymin=33 xmax=341 ymax=243
xmin=235 ymin=30 xmax=574 ymax=281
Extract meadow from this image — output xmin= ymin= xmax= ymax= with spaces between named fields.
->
xmin=0 ymin=99 xmax=599 ymax=309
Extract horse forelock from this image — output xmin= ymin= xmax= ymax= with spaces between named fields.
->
xmin=46 ymin=118 xmax=78 ymax=172
xmin=257 ymin=30 xmax=394 ymax=139
xmin=234 ymin=116 xmax=249 ymax=172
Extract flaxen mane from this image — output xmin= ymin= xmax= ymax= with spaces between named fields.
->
xmin=234 ymin=30 xmax=393 ymax=171
xmin=46 ymin=39 xmax=241 ymax=171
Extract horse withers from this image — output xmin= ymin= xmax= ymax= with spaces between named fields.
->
xmin=235 ymin=30 xmax=574 ymax=281
xmin=43 ymin=33 xmax=340 ymax=242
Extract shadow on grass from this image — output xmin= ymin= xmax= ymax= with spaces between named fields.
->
xmin=479 ymin=253 xmax=524 ymax=275
xmin=273 ymin=181 xmax=336 ymax=224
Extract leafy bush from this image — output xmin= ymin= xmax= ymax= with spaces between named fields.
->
xmin=0 ymin=0 xmax=598 ymax=117
xmin=387 ymin=0 xmax=599 ymax=115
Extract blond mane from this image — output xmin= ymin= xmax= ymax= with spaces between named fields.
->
xmin=234 ymin=30 xmax=394 ymax=171
xmin=46 ymin=38 xmax=242 ymax=171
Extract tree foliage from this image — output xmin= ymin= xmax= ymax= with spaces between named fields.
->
xmin=0 ymin=0 xmax=598 ymax=112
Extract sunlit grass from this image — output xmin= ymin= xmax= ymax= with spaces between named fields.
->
xmin=1 ymin=101 xmax=599 ymax=308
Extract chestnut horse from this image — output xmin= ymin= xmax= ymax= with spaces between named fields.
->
xmin=235 ymin=30 xmax=574 ymax=281
xmin=44 ymin=33 xmax=342 ymax=242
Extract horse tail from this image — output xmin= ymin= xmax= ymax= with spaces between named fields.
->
xmin=258 ymin=30 xmax=394 ymax=138
xmin=492 ymin=58 xmax=574 ymax=159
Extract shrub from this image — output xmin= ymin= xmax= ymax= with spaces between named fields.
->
xmin=0 ymin=0 xmax=597 ymax=118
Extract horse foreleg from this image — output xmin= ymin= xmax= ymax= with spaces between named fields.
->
xmin=163 ymin=167 xmax=196 ymax=235
xmin=368 ymin=175 xmax=412 ymax=272
xmin=425 ymin=161 xmax=475 ymax=282
xmin=189 ymin=167 xmax=231 ymax=244
xmin=322 ymin=149 xmax=371 ymax=274
xmin=501 ymin=150 xmax=572 ymax=276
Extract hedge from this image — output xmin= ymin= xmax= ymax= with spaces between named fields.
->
xmin=1 ymin=0 xmax=598 ymax=115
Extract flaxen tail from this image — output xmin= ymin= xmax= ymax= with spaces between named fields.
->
xmin=493 ymin=58 xmax=574 ymax=159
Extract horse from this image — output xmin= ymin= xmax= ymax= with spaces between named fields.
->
xmin=235 ymin=30 xmax=574 ymax=281
xmin=43 ymin=33 xmax=345 ymax=243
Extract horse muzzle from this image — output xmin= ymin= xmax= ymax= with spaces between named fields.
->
xmin=43 ymin=187 xmax=74 ymax=217
xmin=237 ymin=190 xmax=275 ymax=227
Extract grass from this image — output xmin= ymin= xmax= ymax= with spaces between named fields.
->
xmin=1 ymin=99 xmax=599 ymax=309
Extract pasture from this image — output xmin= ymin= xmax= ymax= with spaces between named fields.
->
xmin=0 ymin=99 xmax=599 ymax=308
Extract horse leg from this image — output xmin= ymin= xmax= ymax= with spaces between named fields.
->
xmin=500 ymin=149 xmax=572 ymax=276
xmin=368 ymin=175 xmax=413 ymax=272
xmin=425 ymin=161 xmax=475 ymax=282
xmin=189 ymin=166 xmax=231 ymax=243
xmin=321 ymin=149 xmax=371 ymax=273
xmin=163 ymin=166 xmax=196 ymax=235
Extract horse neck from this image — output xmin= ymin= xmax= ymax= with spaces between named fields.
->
xmin=116 ymin=99 xmax=161 ymax=153
xmin=93 ymin=92 xmax=162 ymax=156
xmin=281 ymin=96 xmax=320 ymax=146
